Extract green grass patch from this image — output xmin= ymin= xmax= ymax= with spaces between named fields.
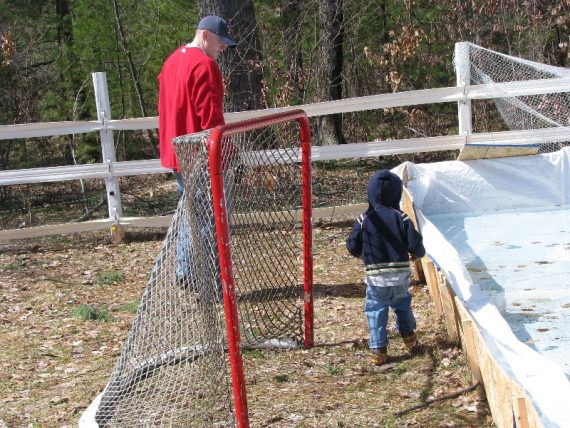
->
xmin=327 ymin=363 xmax=343 ymax=375
xmin=391 ymin=361 xmax=411 ymax=376
xmin=115 ymin=299 xmax=140 ymax=314
xmin=72 ymin=304 xmax=114 ymax=322
xmin=2 ymin=259 xmax=38 ymax=270
xmin=274 ymin=374 xmax=289 ymax=383
xmin=1 ymin=262 xmax=21 ymax=271
xmin=96 ymin=270 xmax=124 ymax=286
xmin=243 ymin=349 xmax=264 ymax=359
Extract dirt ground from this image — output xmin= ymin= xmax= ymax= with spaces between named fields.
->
xmin=0 ymin=220 xmax=493 ymax=428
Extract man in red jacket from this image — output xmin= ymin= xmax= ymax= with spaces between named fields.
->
xmin=158 ymin=15 xmax=236 ymax=297
xmin=158 ymin=14 xmax=237 ymax=191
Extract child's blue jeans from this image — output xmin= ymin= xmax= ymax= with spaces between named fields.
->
xmin=364 ymin=273 xmax=416 ymax=350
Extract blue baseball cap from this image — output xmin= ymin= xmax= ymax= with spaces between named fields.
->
xmin=197 ymin=15 xmax=237 ymax=47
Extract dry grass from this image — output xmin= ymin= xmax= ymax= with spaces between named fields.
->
xmin=0 ymin=220 xmax=493 ymax=427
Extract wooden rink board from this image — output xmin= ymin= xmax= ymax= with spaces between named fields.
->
xmin=402 ymin=188 xmax=542 ymax=428
xmin=457 ymin=143 xmax=539 ymax=161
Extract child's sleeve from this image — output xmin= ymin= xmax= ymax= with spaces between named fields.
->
xmin=403 ymin=214 xmax=426 ymax=259
xmin=346 ymin=214 xmax=364 ymax=258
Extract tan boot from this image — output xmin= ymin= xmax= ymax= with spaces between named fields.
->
xmin=401 ymin=331 xmax=418 ymax=350
xmin=370 ymin=347 xmax=388 ymax=365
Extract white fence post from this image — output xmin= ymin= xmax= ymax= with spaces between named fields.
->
xmin=92 ymin=72 xmax=123 ymax=238
xmin=455 ymin=42 xmax=473 ymax=137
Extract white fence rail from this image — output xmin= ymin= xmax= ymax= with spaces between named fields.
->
xmin=2 ymin=43 xmax=570 ymax=241
xmin=4 ymin=79 xmax=570 ymax=184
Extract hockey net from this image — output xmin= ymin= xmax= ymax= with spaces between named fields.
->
xmin=80 ymin=110 xmax=313 ymax=427
xmin=454 ymin=42 xmax=570 ymax=153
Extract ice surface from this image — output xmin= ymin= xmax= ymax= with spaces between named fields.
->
xmin=430 ymin=206 xmax=570 ymax=378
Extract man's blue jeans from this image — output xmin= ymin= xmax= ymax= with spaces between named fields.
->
xmin=364 ymin=275 xmax=416 ymax=350
xmin=173 ymin=170 xmax=191 ymax=280
xmin=173 ymin=169 xmax=231 ymax=301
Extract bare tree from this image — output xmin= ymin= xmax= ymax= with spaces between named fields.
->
xmin=316 ymin=0 xmax=346 ymax=145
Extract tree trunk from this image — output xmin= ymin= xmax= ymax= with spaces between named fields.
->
xmin=282 ymin=0 xmax=304 ymax=104
xmin=317 ymin=0 xmax=346 ymax=145
xmin=55 ymin=0 xmax=72 ymax=46
xmin=111 ymin=0 xmax=157 ymax=155
xmin=196 ymin=0 xmax=265 ymax=112
xmin=55 ymin=0 xmax=79 ymax=119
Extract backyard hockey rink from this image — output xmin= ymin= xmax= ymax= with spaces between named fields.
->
xmin=72 ymin=41 xmax=570 ymax=427
xmin=402 ymin=147 xmax=570 ymax=427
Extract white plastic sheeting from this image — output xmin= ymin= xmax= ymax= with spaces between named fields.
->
xmin=402 ymin=147 xmax=570 ymax=428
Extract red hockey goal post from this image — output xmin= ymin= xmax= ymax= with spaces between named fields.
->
xmin=207 ymin=109 xmax=314 ymax=426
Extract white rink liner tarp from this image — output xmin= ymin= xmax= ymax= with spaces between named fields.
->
xmin=402 ymin=147 xmax=570 ymax=427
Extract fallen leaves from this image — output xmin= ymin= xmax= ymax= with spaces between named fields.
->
xmin=0 ymin=225 xmax=493 ymax=427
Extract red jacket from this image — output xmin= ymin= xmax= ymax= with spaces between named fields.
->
xmin=158 ymin=46 xmax=225 ymax=171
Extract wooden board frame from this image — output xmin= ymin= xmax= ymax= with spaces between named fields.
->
xmin=457 ymin=143 xmax=539 ymax=161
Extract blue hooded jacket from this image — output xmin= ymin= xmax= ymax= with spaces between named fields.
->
xmin=346 ymin=170 xmax=425 ymax=270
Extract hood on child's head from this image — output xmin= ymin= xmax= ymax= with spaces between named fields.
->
xmin=367 ymin=169 xmax=403 ymax=210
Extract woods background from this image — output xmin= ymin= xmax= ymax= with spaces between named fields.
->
xmin=0 ymin=0 xmax=569 ymax=224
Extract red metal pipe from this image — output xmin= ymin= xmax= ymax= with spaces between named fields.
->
xmin=208 ymin=109 xmax=314 ymax=427
xmin=220 ymin=109 xmax=310 ymax=136
xmin=208 ymin=126 xmax=250 ymax=428
xmin=297 ymin=115 xmax=314 ymax=349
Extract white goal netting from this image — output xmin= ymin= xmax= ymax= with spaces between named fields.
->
xmin=80 ymin=111 xmax=312 ymax=427
xmin=455 ymin=42 xmax=570 ymax=153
